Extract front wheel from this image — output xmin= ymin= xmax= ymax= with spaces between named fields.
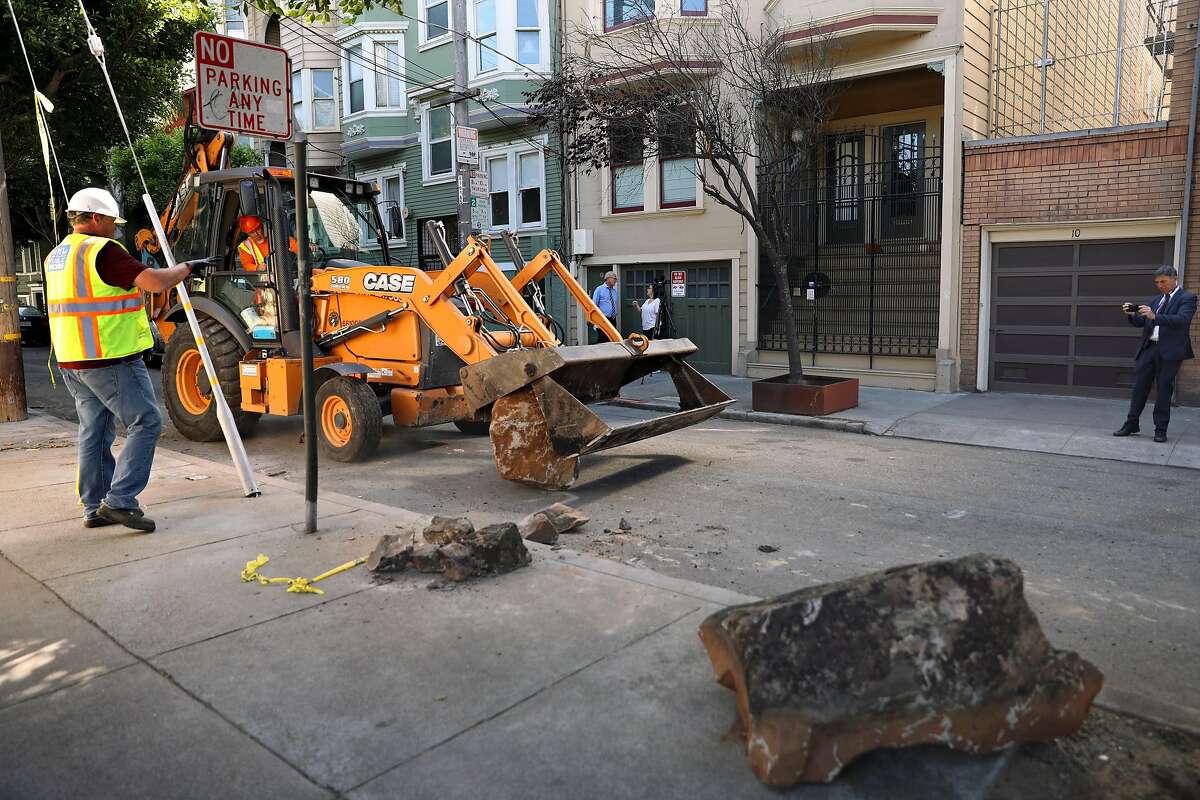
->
xmin=316 ymin=377 xmax=382 ymax=462
xmin=162 ymin=318 xmax=259 ymax=441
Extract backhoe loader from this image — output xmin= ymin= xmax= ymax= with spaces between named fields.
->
xmin=147 ymin=116 xmax=732 ymax=488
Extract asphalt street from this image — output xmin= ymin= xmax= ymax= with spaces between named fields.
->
xmin=17 ymin=345 xmax=1200 ymax=731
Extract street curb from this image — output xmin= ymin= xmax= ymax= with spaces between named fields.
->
xmin=609 ymin=398 xmax=869 ymax=434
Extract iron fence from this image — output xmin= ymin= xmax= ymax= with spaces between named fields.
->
xmin=990 ymin=0 xmax=1177 ymax=137
xmin=757 ymin=136 xmax=942 ymax=361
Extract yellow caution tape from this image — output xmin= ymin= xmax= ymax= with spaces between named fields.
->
xmin=2 ymin=333 xmax=19 ymax=341
xmin=0 ymin=276 xmax=15 ymax=283
xmin=241 ymin=554 xmax=367 ymax=596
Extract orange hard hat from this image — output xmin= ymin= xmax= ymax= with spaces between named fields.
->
xmin=239 ymin=215 xmax=263 ymax=233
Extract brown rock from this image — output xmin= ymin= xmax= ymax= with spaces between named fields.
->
xmin=366 ymin=534 xmax=413 ymax=573
xmin=422 ymin=516 xmax=475 ymax=546
xmin=469 ymin=522 xmax=531 ymax=575
xmin=537 ymin=502 xmax=589 ymax=534
xmin=698 ymin=554 xmax=1103 ymax=787
xmin=438 ymin=542 xmax=479 ymax=582
xmin=520 ymin=511 xmax=559 ymax=544
xmin=411 ymin=543 xmax=446 ymax=573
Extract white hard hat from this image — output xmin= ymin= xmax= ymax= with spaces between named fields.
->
xmin=67 ymin=188 xmax=126 ymax=224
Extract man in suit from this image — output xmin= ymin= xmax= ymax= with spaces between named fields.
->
xmin=1114 ymin=265 xmax=1196 ymax=443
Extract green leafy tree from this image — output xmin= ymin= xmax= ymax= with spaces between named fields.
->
xmin=108 ymin=127 xmax=258 ymax=235
xmin=245 ymin=0 xmax=402 ymax=24
xmin=0 ymin=0 xmax=212 ymax=244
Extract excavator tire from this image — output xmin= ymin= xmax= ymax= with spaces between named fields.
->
xmin=316 ymin=376 xmax=382 ymax=462
xmin=162 ymin=317 xmax=260 ymax=442
xmin=452 ymin=419 xmax=491 ymax=436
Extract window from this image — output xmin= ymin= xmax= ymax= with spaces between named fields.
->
xmin=347 ymin=45 xmax=365 ymax=114
xmin=659 ymin=123 xmax=696 ymax=208
xmin=487 ymin=155 xmax=509 ymax=226
xmin=292 ymin=71 xmax=305 ymax=132
xmin=311 ymin=69 xmax=336 ymax=129
xmin=516 ymin=0 xmax=540 ymax=65
xmin=605 ymin=0 xmax=652 ymax=31
xmin=681 ymin=0 xmax=705 ymax=14
xmin=361 ymin=172 xmax=406 ymax=243
xmin=425 ymin=106 xmax=454 ymax=179
xmin=223 ymin=0 xmax=245 ymax=37
xmin=373 ymin=43 xmax=403 ymax=107
xmin=482 ymin=146 xmax=545 ymax=229
xmin=518 ymin=151 xmax=542 ymax=225
xmin=610 ymin=127 xmax=645 ymax=213
xmin=424 ymin=0 xmax=450 ymax=43
xmin=476 ymin=0 xmax=498 ymax=71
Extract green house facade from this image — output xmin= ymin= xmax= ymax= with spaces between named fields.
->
xmin=334 ymin=3 xmax=570 ymax=332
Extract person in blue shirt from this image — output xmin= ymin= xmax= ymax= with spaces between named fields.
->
xmin=591 ymin=271 xmax=619 ymax=343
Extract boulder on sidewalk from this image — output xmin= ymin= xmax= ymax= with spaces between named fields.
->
xmin=698 ymin=554 xmax=1103 ymax=787
xmin=520 ymin=511 xmax=559 ymax=544
xmin=422 ymin=515 xmax=475 ymax=546
xmin=470 ymin=523 xmax=531 ymax=574
xmin=366 ymin=534 xmax=413 ymax=573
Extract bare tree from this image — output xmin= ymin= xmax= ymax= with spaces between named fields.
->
xmin=527 ymin=1 xmax=844 ymax=379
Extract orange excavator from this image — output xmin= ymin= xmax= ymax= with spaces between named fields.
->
xmin=142 ymin=100 xmax=733 ymax=489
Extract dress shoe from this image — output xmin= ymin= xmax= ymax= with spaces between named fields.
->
xmin=83 ymin=515 xmax=117 ymax=529
xmin=1113 ymin=423 xmax=1139 ymax=437
xmin=1154 ymin=432 xmax=1168 ymax=443
xmin=98 ymin=504 xmax=155 ymax=532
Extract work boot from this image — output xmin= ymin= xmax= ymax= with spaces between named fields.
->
xmin=1113 ymin=422 xmax=1139 ymax=437
xmin=98 ymin=503 xmax=155 ymax=533
xmin=83 ymin=515 xmax=117 ymax=529
xmin=1154 ymin=431 xmax=1168 ymax=443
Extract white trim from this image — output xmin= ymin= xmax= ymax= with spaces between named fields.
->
xmin=827 ymin=44 xmax=961 ymax=82
xmin=936 ymin=52 xmax=962 ymax=393
xmin=335 ymin=21 xmax=409 ymax=41
xmin=307 ymin=67 xmax=339 ymax=133
xmin=419 ymin=0 xmax=453 ymax=47
xmin=974 ymin=216 xmax=1182 ymax=392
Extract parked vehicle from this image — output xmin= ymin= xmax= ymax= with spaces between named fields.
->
xmin=18 ymin=306 xmax=50 ymax=346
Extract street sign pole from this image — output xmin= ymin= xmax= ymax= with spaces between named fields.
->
xmin=293 ymin=133 xmax=318 ymax=534
xmin=452 ymin=0 xmax=472 ymax=251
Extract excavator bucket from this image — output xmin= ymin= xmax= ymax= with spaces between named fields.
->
xmin=463 ymin=340 xmax=734 ymax=489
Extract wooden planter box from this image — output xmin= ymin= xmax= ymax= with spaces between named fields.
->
xmin=751 ymin=374 xmax=860 ymax=416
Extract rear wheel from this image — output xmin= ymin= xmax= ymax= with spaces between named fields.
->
xmin=162 ymin=318 xmax=259 ymax=442
xmin=316 ymin=377 xmax=382 ymax=462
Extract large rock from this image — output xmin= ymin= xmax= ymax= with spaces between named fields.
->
xmin=422 ymin=516 xmax=475 ymax=546
xmin=366 ymin=534 xmax=413 ymax=573
xmin=520 ymin=512 xmax=559 ymax=544
xmin=470 ymin=523 xmax=531 ymax=574
xmin=698 ymin=554 xmax=1103 ymax=786
xmin=538 ymin=502 xmax=589 ymax=533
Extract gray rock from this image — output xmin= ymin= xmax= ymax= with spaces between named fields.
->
xmin=538 ymin=502 xmax=590 ymax=533
xmin=520 ymin=511 xmax=559 ymax=544
xmin=422 ymin=515 xmax=475 ymax=546
xmin=470 ymin=522 xmax=531 ymax=575
xmin=366 ymin=534 xmax=413 ymax=573
xmin=618 ymin=517 xmax=632 ymax=531
xmin=411 ymin=543 xmax=446 ymax=573
xmin=438 ymin=542 xmax=479 ymax=582
xmin=698 ymin=554 xmax=1103 ymax=786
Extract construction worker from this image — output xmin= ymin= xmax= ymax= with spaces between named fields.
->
xmin=47 ymin=188 xmax=210 ymax=532
xmin=237 ymin=215 xmax=271 ymax=270
xmin=235 ymin=215 xmax=281 ymax=338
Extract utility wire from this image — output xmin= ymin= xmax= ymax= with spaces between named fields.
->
xmin=281 ymin=16 xmax=447 ymax=87
xmin=390 ymin=6 xmax=551 ymax=79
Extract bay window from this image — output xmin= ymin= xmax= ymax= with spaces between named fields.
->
xmin=311 ymin=69 xmax=336 ymax=130
xmin=476 ymin=0 xmax=498 ymax=72
xmin=605 ymin=0 xmax=652 ymax=31
xmin=373 ymin=42 xmax=403 ymax=107
xmin=347 ymin=45 xmax=365 ymax=114
xmin=292 ymin=71 xmax=304 ymax=132
xmin=482 ymin=145 xmax=545 ymax=229
xmin=516 ymin=0 xmax=540 ymax=64
xmin=338 ymin=32 xmax=406 ymax=118
xmin=468 ymin=0 xmax=545 ymax=75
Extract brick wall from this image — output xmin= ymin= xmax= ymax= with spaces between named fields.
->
xmin=960 ymin=127 xmax=1189 ymax=388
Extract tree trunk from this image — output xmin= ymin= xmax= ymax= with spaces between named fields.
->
xmin=767 ymin=252 xmax=805 ymax=380
xmin=0 ymin=130 xmax=29 ymax=423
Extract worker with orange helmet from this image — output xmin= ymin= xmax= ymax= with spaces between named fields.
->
xmin=237 ymin=215 xmax=271 ymax=270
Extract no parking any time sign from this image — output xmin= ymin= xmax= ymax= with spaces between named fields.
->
xmin=195 ymin=31 xmax=292 ymax=140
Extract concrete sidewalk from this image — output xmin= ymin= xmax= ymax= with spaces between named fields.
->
xmin=0 ymin=413 xmax=1025 ymax=799
xmin=615 ymin=373 xmax=1200 ymax=469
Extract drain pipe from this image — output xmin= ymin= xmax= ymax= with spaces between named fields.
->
xmin=1178 ymin=21 xmax=1200 ymax=280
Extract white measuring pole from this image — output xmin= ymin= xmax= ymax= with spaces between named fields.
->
xmin=143 ymin=197 xmax=259 ymax=497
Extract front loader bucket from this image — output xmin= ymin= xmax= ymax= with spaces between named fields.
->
xmin=472 ymin=338 xmax=734 ymax=489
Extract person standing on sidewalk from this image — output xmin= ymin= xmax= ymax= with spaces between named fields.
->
xmin=46 ymin=188 xmax=207 ymax=532
xmin=1114 ymin=265 xmax=1196 ymax=443
xmin=632 ymin=284 xmax=661 ymax=339
xmin=591 ymin=271 xmax=619 ymax=344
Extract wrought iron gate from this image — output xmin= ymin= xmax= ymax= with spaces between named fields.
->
xmin=757 ymin=133 xmax=942 ymax=361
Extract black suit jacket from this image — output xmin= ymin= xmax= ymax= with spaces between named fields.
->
xmin=1128 ymin=289 xmax=1197 ymax=362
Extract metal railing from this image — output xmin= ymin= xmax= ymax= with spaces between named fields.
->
xmin=990 ymin=0 xmax=1177 ymax=137
xmin=757 ymin=140 xmax=942 ymax=361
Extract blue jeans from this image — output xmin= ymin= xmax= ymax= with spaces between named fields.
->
xmin=61 ymin=360 xmax=163 ymax=517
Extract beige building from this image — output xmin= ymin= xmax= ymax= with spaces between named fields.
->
xmin=564 ymin=0 xmax=1175 ymax=392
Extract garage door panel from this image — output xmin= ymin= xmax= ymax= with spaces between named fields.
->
xmin=994 ymin=305 xmax=1072 ymax=325
xmin=996 ymin=274 xmax=1073 ymax=296
xmin=991 ymin=237 xmax=1173 ymax=396
xmin=995 ymin=333 xmax=1071 ymax=356
xmin=1077 ymin=273 xmax=1149 ymax=297
xmin=1078 ymin=239 xmax=1168 ymax=266
xmin=993 ymin=361 xmax=1070 ymax=385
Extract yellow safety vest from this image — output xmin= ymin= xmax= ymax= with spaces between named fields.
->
xmin=44 ymin=233 xmax=153 ymax=362
xmin=238 ymin=237 xmax=268 ymax=269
